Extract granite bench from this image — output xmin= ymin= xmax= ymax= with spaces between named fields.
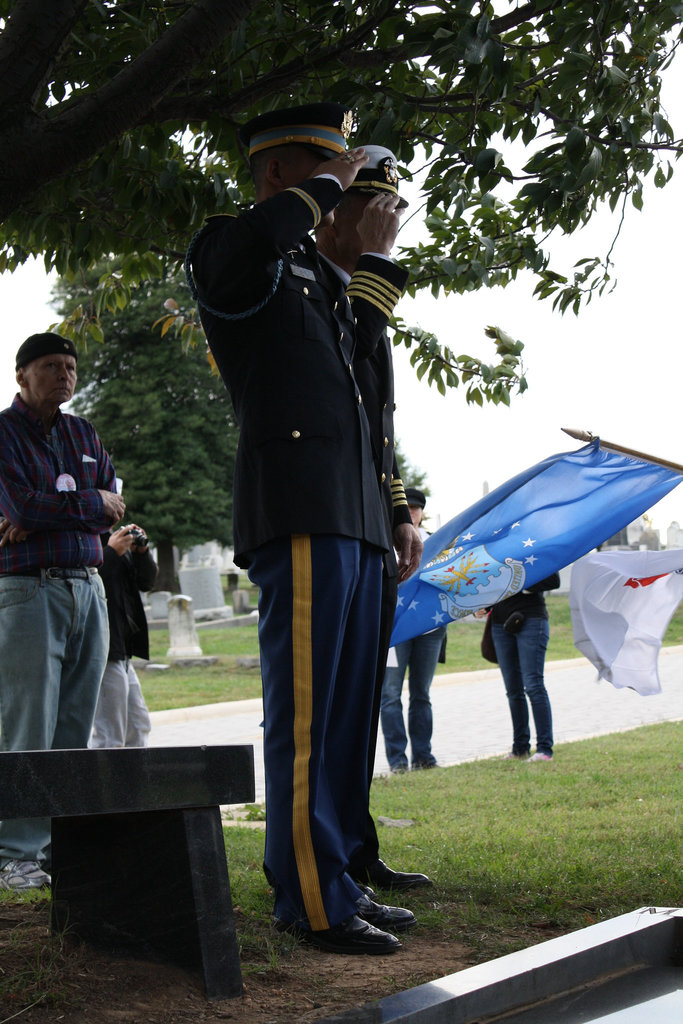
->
xmin=0 ymin=745 xmax=255 ymax=1000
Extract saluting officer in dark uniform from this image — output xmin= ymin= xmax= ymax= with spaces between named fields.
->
xmin=316 ymin=147 xmax=433 ymax=893
xmin=186 ymin=105 xmax=414 ymax=954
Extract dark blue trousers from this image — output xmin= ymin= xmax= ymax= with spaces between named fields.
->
xmin=247 ymin=534 xmax=382 ymax=930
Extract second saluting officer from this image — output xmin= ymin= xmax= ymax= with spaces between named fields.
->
xmin=186 ymin=104 xmax=414 ymax=954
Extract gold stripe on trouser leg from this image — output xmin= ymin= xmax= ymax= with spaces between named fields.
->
xmin=290 ymin=534 xmax=329 ymax=931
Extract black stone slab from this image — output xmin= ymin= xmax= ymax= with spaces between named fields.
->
xmin=487 ymin=964 xmax=683 ymax=1022
xmin=316 ymin=908 xmax=683 ymax=1024
xmin=0 ymin=745 xmax=255 ymax=1000
xmin=0 ymin=745 xmax=255 ymax=817
xmin=51 ymin=806 xmax=242 ymax=1000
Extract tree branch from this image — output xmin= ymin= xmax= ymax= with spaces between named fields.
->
xmin=490 ymin=1 xmax=558 ymax=35
xmin=55 ymin=0 xmax=260 ymax=139
xmin=0 ymin=0 xmax=259 ymax=218
xmin=0 ymin=0 xmax=88 ymax=115
xmin=118 ymin=1 xmax=402 ymax=131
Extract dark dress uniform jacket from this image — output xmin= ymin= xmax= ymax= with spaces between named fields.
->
xmin=354 ymin=331 xmax=411 ymax=577
xmin=189 ymin=176 xmax=409 ymax=567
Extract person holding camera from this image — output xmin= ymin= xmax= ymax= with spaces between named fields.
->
xmin=489 ymin=572 xmax=560 ymax=762
xmin=90 ymin=524 xmax=157 ymax=748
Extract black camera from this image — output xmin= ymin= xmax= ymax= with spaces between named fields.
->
xmin=128 ymin=527 xmax=148 ymax=548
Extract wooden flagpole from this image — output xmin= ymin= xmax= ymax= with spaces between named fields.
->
xmin=561 ymin=427 xmax=683 ymax=475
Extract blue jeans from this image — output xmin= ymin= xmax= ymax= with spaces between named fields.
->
xmin=0 ymin=573 xmax=109 ymax=865
xmin=492 ymin=616 xmax=553 ymax=756
xmin=380 ymin=626 xmax=447 ymax=769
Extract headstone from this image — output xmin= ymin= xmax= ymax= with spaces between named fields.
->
xmin=221 ymin=547 xmax=240 ymax=573
xmin=180 ymin=541 xmax=224 ymax=570
xmin=232 ymin=590 xmax=251 ymax=615
xmin=667 ymin=521 xmax=683 ymax=549
xmin=148 ymin=590 xmax=171 ymax=620
xmin=627 ymin=515 xmax=646 ymax=546
xmin=167 ymin=595 xmax=203 ymax=658
xmin=235 ymin=655 xmax=260 ymax=669
xmin=178 ymin=565 xmax=225 ymax=612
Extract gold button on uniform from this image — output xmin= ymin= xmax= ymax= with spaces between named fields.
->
xmin=357 ymin=395 xmax=362 ymax=405
xmin=291 ymin=430 xmax=301 ymax=439
xmin=303 ymin=287 xmax=309 ymax=295
xmin=384 ymin=436 xmax=389 ymax=447
xmin=381 ymin=473 xmax=386 ymax=482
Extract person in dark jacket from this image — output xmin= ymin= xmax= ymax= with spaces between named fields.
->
xmin=90 ymin=524 xmax=157 ymax=748
xmin=489 ymin=572 xmax=561 ymax=761
xmin=186 ymin=104 xmax=413 ymax=955
xmin=316 ymin=146 xmax=431 ymax=891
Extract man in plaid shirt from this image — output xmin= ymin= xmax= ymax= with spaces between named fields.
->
xmin=0 ymin=332 xmax=125 ymax=891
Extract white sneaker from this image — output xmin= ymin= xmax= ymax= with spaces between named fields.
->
xmin=0 ymin=859 xmax=51 ymax=890
xmin=528 ymin=752 xmax=553 ymax=762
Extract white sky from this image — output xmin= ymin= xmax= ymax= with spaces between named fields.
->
xmin=1 ymin=57 xmax=682 ymax=540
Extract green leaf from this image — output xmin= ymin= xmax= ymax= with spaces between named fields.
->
xmin=565 ymin=127 xmax=586 ymax=158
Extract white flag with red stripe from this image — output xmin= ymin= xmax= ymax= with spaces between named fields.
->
xmin=569 ymin=549 xmax=683 ymax=695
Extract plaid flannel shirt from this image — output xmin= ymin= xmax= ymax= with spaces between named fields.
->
xmin=0 ymin=395 xmax=117 ymax=571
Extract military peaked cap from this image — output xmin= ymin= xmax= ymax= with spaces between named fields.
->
xmin=239 ymin=102 xmax=353 ymax=159
xmin=346 ymin=144 xmax=408 ymax=208
xmin=404 ymin=487 xmax=426 ymax=508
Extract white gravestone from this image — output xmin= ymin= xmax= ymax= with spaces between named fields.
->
xmin=178 ymin=565 xmax=225 ymax=612
xmin=148 ymin=590 xmax=171 ymax=620
xmin=166 ymin=595 xmax=203 ymax=658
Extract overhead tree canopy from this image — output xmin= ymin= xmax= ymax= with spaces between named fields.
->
xmin=55 ymin=267 xmax=239 ymax=590
xmin=1 ymin=1 xmax=682 ymax=401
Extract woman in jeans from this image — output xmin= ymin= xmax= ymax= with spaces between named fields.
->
xmin=489 ymin=573 xmax=560 ymax=762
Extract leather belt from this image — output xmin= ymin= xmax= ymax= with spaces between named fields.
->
xmin=0 ymin=567 xmax=98 ymax=580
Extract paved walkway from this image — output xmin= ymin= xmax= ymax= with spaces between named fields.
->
xmin=149 ymin=647 xmax=683 ymax=805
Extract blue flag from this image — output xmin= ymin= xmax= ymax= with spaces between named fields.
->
xmin=391 ymin=440 xmax=682 ymax=646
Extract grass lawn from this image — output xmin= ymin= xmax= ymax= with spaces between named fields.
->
xmin=219 ymin=720 xmax=683 ymax=963
xmin=3 ymin=721 xmax=680 ymax=1014
xmin=140 ymin=591 xmax=683 ymax=712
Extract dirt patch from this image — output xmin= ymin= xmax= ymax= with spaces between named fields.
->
xmin=0 ymin=900 xmax=478 ymax=1023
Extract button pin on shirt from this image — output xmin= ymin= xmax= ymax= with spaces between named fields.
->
xmin=56 ymin=474 xmax=76 ymax=492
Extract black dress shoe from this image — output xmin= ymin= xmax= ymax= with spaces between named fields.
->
xmin=274 ymin=913 xmax=402 ymax=954
xmin=355 ymin=892 xmax=416 ymax=932
xmin=357 ymin=858 xmax=432 ymax=892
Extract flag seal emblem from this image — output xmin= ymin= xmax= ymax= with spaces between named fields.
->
xmin=420 ymin=544 xmax=526 ymax=620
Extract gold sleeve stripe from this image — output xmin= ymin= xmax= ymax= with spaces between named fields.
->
xmin=287 ymin=187 xmax=322 ymax=226
xmin=346 ymin=284 xmax=393 ymax=317
xmin=349 ymin=271 xmax=402 ymax=304
xmin=392 ymin=478 xmax=408 ymax=507
xmin=290 ymin=534 xmax=329 ymax=932
xmin=347 ymin=272 xmax=402 ymax=316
